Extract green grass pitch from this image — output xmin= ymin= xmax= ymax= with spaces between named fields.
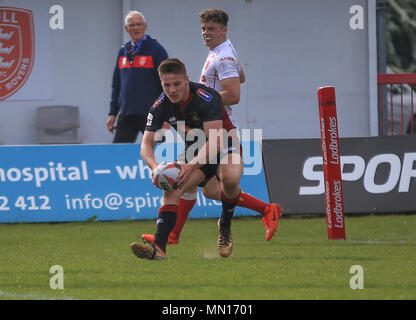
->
xmin=0 ymin=214 xmax=415 ymax=300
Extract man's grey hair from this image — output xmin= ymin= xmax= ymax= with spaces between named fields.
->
xmin=124 ymin=10 xmax=146 ymax=25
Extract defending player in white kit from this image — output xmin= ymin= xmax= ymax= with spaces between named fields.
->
xmin=200 ymin=38 xmax=245 ymax=129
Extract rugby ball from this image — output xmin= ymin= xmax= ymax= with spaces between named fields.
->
xmin=154 ymin=162 xmax=181 ymax=191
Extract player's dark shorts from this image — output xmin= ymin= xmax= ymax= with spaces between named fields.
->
xmin=177 ymin=137 xmax=242 ymax=187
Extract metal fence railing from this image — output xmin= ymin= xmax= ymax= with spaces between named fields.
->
xmin=378 ymin=73 xmax=416 ymax=136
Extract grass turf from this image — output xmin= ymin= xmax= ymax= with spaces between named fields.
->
xmin=0 ymin=214 xmax=415 ymax=300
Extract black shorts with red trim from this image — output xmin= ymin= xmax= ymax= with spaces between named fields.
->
xmin=181 ymin=137 xmax=242 ymax=187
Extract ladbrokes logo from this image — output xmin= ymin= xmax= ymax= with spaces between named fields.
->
xmin=0 ymin=7 xmax=34 ymax=100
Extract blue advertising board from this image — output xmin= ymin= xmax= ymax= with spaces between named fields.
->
xmin=0 ymin=142 xmax=269 ymax=223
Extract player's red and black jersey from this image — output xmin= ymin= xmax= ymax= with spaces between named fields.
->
xmin=145 ymin=81 xmax=235 ymax=146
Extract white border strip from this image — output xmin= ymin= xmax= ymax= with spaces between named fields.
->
xmin=0 ymin=290 xmax=75 ymax=300
xmin=368 ymin=0 xmax=379 ymax=136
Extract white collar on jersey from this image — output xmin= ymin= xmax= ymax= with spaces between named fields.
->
xmin=210 ymin=39 xmax=232 ymax=53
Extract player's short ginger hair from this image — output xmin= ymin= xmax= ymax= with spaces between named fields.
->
xmin=199 ymin=8 xmax=229 ymax=26
xmin=158 ymin=58 xmax=187 ymax=76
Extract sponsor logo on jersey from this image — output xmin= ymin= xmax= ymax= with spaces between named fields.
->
xmin=146 ymin=113 xmax=153 ymax=126
xmin=197 ymin=88 xmax=212 ymax=101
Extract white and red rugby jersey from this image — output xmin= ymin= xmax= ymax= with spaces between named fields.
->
xmin=199 ymin=39 xmax=242 ymax=128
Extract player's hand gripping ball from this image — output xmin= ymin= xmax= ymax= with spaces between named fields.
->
xmin=153 ymin=162 xmax=182 ymax=191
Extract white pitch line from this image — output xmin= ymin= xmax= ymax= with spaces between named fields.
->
xmin=346 ymin=239 xmax=409 ymax=244
xmin=0 ymin=290 xmax=76 ymax=300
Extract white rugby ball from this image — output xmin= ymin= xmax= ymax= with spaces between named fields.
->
xmin=154 ymin=162 xmax=181 ymax=191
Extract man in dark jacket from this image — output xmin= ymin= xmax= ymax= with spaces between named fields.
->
xmin=107 ymin=11 xmax=168 ymax=143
